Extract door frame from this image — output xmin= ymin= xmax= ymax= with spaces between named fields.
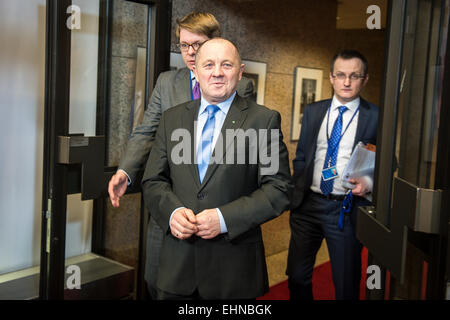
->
xmin=40 ymin=0 xmax=171 ymax=299
xmin=356 ymin=0 xmax=450 ymax=299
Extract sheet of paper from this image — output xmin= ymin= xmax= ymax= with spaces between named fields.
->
xmin=341 ymin=142 xmax=375 ymax=201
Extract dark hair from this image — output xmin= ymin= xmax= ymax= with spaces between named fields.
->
xmin=330 ymin=50 xmax=368 ymax=75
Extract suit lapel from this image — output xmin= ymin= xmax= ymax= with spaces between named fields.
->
xmin=182 ymin=100 xmax=201 ymax=188
xmin=353 ymin=98 xmax=370 ymax=149
xmin=176 ymin=68 xmax=192 ymax=102
xmin=311 ymin=100 xmax=331 ymax=145
xmin=199 ymin=95 xmax=249 ymax=190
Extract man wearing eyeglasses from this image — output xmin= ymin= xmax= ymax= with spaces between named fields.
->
xmin=287 ymin=50 xmax=379 ymax=300
xmin=107 ymin=12 xmax=253 ymax=299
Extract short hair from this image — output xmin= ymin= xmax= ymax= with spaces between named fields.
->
xmin=176 ymin=12 xmax=221 ymax=40
xmin=330 ymin=50 xmax=368 ymax=75
xmin=195 ymin=38 xmax=242 ymax=66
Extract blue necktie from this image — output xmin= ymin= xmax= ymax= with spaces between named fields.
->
xmin=320 ymin=106 xmax=348 ymax=195
xmin=197 ymin=105 xmax=219 ymax=183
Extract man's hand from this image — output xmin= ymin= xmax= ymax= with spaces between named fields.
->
xmin=195 ymin=209 xmax=221 ymax=240
xmin=108 ymin=170 xmax=128 ymax=208
xmin=170 ymin=208 xmax=198 ymax=240
xmin=348 ymin=177 xmax=372 ymax=197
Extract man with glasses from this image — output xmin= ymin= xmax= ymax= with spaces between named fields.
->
xmin=107 ymin=12 xmax=253 ymax=299
xmin=287 ymin=50 xmax=379 ymax=300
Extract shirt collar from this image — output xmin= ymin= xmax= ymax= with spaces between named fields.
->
xmin=190 ymin=70 xmax=195 ymax=81
xmin=331 ymin=95 xmax=360 ymax=113
xmin=199 ymin=92 xmax=236 ymax=116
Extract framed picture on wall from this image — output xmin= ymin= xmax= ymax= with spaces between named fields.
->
xmin=291 ymin=66 xmax=323 ymax=141
xmin=169 ymin=53 xmax=267 ymax=105
xmin=241 ymin=60 xmax=266 ymax=105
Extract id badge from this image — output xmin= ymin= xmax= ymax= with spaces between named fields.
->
xmin=322 ymin=166 xmax=339 ymax=181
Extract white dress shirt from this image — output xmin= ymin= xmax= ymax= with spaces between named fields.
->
xmin=310 ymin=96 xmax=360 ymax=195
xmin=170 ymin=92 xmax=237 ymax=234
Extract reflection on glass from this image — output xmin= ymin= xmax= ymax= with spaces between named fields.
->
xmin=65 ymin=0 xmax=99 ymax=265
xmin=395 ymin=0 xmax=445 ymax=189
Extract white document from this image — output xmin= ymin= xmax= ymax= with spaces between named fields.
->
xmin=341 ymin=142 xmax=376 ymax=201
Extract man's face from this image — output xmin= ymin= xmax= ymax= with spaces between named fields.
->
xmin=330 ymin=57 xmax=369 ymax=104
xmin=179 ymin=28 xmax=209 ymax=71
xmin=193 ymin=39 xmax=244 ymax=104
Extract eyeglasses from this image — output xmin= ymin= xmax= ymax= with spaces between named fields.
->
xmin=331 ymin=73 xmax=366 ymax=81
xmin=177 ymin=42 xmax=203 ymax=52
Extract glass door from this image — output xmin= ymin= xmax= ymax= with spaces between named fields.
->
xmin=25 ymin=0 xmax=168 ymax=300
xmin=357 ymin=0 xmax=450 ymax=300
xmin=0 ymin=0 xmax=47 ymax=300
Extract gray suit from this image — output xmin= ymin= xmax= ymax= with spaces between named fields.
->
xmin=118 ymin=67 xmax=253 ymax=298
xmin=142 ymin=94 xmax=292 ymax=299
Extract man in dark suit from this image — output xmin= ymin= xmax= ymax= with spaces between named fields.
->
xmin=287 ymin=50 xmax=379 ymax=300
xmin=142 ymin=38 xmax=292 ymax=299
xmin=107 ymin=12 xmax=253 ymax=298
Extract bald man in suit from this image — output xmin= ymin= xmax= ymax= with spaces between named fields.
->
xmin=107 ymin=12 xmax=253 ymax=298
xmin=142 ymin=38 xmax=292 ymax=299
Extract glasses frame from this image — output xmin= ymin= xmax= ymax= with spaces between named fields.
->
xmin=177 ymin=42 xmax=203 ymax=52
xmin=331 ymin=73 xmax=367 ymax=81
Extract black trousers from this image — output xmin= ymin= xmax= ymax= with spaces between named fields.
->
xmin=287 ymin=192 xmax=368 ymax=300
xmin=144 ymin=216 xmax=164 ymax=299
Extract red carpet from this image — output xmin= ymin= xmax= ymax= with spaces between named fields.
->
xmin=258 ymin=247 xmax=368 ymax=300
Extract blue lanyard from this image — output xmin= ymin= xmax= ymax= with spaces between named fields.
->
xmin=325 ymin=103 xmax=360 ymax=163
xmin=189 ymin=76 xmax=194 ymax=100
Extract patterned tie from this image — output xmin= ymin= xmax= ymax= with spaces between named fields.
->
xmin=197 ymin=105 xmax=219 ymax=183
xmin=320 ymin=106 xmax=348 ymax=195
xmin=192 ymin=80 xmax=200 ymax=100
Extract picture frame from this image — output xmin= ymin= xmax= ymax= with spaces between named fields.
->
xmin=291 ymin=66 xmax=323 ymax=141
xmin=241 ymin=60 xmax=266 ymax=105
xmin=169 ymin=53 xmax=267 ymax=105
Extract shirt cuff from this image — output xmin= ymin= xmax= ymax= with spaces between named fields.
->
xmin=169 ymin=207 xmax=185 ymax=227
xmin=216 ymin=208 xmax=228 ymax=234
xmin=117 ymin=169 xmax=131 ymax=186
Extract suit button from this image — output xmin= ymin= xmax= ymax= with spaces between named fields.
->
xmin=197 ymin=193 xmax=205 ymax=200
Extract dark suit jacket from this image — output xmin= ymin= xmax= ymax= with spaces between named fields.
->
xmin=141 ymin=94 xmax=292 ymax=299
xmin=120 ymin=67 xmax=254 ymax=184
xmin=290 ymin=97 xmax=379 ymax=211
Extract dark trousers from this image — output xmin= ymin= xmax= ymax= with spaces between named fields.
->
xmin=144 ymin=216 xmax=164 ymax=299
xmin=287 ymin=192 xmax=367 ymax=300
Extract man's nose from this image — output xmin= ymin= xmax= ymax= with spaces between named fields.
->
xmin=187 ymin=45 xmax=196 ymax=55
xmin=212 ymin=65 xmax=224 ymax=76
xmin=343 ymin=77 xmax=351 ymax=86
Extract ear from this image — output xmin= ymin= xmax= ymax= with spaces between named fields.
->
xmin=363 ymin=73 xmax=369 ymax=86
xmin=193 ymin=65 xmax=198 ymax=80
xmin=329 ymin=72 xmax=335 ymax=84
xmin=239 ymin=63 xmax=245 ymax=81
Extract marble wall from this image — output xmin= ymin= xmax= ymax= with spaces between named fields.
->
xmin=104 ymin=0 xmax=148 ymax=292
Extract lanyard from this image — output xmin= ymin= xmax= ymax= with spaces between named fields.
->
xmin=325 ymin=103 xmax=360 ymax=164
xmin=189 ymin=76 xmax=194 ymax=100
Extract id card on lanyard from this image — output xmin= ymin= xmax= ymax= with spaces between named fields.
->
xmin=321 ymin=104 xmax=360 ymax=181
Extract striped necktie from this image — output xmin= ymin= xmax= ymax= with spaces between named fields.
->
xmin=197 ymin=105 xmax=219 ymax=183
